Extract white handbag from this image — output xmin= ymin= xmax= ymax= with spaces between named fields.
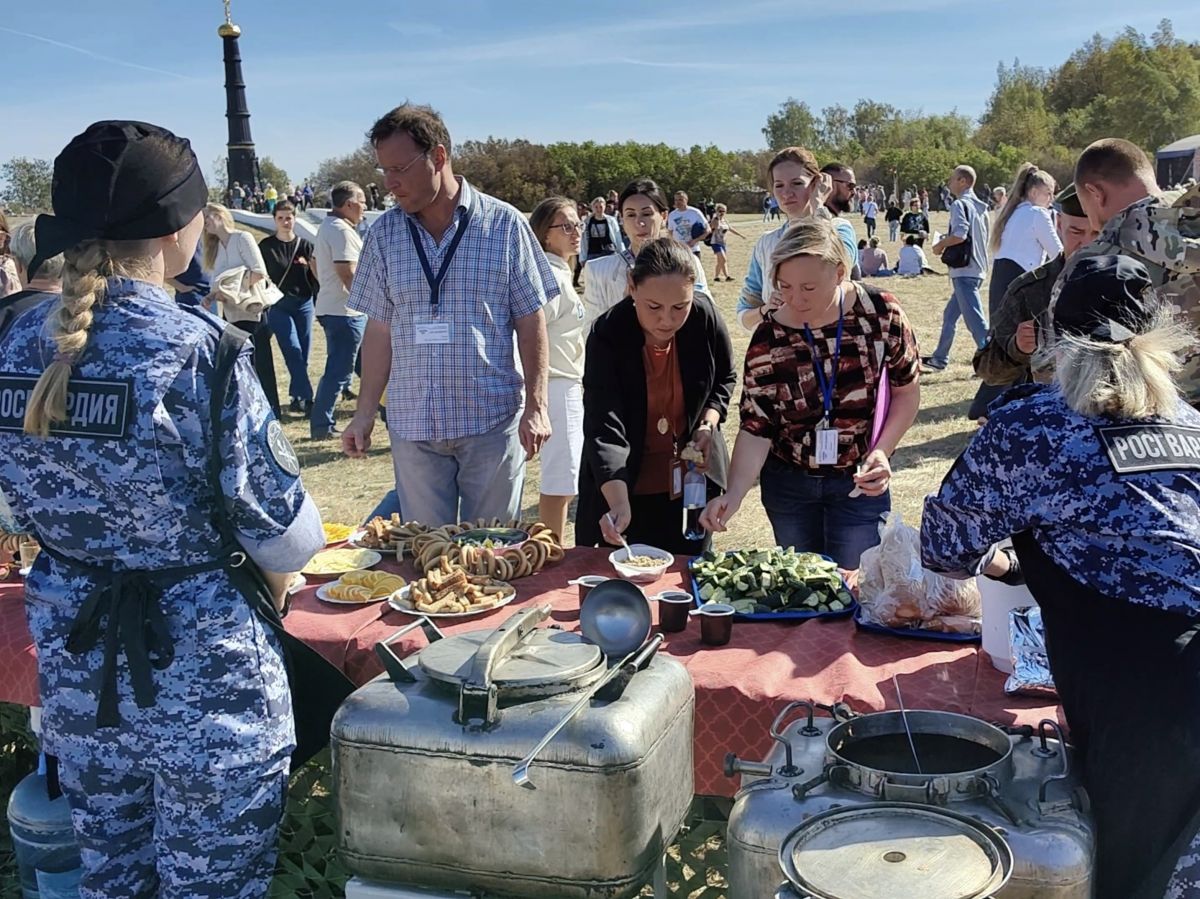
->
xmin=212 ymin=265 xmax=284 ymax=316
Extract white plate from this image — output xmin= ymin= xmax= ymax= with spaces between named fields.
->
xmin=287 ymin=574 xmax=307 ymax=595
xmin=346 ymin=528 xmax=399 ymax=552
xmin=315 ymin=582 xmax=391 ymax=605
xmin=387 ymin=583 xmax=517 ymax=619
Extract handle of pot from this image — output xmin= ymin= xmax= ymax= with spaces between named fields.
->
xmin=375 ymin=617 xmax=446 ymax=683
xmin=770 ymin=701 xmax=821 ymax=778
xmin=880 ymin=777 xmax=945 ymax=804
xmin=1036 ymin=718 xmax=1071 ymax=803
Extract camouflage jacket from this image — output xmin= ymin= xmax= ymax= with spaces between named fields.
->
xmin=922 ymin=383 xmax=1200 ymax=617
xmin=973 ymin=254 xmax=1064 ymax=387
xmin=1052 ymin=184 xmax=1200 ymax=404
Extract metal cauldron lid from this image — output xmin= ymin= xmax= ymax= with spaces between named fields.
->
xmin=419 ymin=627 xmax=603 ymax=693
xmin=778 ymin=802 xmax=1013 ymax=899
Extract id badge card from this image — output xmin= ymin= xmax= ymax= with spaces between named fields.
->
xmin=669 ymin=460 xmax=684 ymax=500
xmin=415 ymin=313 xmax=452 ymax=345
xmin=815 ymin=427 xmax=839 ymax=465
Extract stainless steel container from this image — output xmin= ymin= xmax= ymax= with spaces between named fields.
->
xmin=332 ymin=606 xmax=694 ymax=899
xmin=726 ymin=702 xmax=1094 ymax=899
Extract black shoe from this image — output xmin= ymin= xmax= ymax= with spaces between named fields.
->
xmin=302 ymin=399 xmax=313 ymax=414
xmin=311 ymin=426 xmax=342 ymax=440
xmin=288 ymin=398 xmax=304 ymax=413
xmin=342 ymin=387 xmax=356 ymax=401
xmin=920 ymin=356 xmax=947 ymax=372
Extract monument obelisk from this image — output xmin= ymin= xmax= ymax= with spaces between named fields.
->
xmin=219 ymin=0 xmax=258 ymax=191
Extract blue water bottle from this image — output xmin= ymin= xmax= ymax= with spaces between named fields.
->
xmin=7 ymin=754 xmax=82 ymax=898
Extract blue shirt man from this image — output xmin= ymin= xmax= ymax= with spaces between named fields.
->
xmin=924 ymin=165 xmax=991 ymax=371
xmin=342 ymin=104 xmax=557 ymax=527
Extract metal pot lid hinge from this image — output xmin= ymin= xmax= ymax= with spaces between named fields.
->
xmin=414 ymin=604 xmax=605 ymax=727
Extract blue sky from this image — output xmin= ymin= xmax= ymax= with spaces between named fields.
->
xmin=1 ymin=0 xmax=1196 ymax=188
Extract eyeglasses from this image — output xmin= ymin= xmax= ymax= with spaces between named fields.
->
xmin=548 ymin=222 xmax=584 ymax=234
xmin=831 ymin=178 xmax=857 ymax=190
xmin=375 ymin=151 xmax=428 ymax=178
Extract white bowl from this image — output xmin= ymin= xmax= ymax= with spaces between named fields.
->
xmin=608 ymin=544 xmax=674 ymax=583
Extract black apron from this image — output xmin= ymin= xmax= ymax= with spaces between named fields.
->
xmin=1013 ymin=531 xmax=1200 ymax=899
xmin=50 ymin=326 xmax=354 ymax=769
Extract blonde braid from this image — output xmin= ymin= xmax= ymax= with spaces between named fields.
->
xmin=23 ymin=241 xmax=110 ymax=437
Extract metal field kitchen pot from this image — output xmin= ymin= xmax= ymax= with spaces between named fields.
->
xmin=331 ymin=605 xmax=695 ymax=899
xmin=725 ymin=702 xmax=1094 ymax=899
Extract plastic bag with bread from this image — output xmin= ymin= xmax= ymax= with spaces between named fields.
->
xmin=857 ymin=512 xmax=981 ymax=633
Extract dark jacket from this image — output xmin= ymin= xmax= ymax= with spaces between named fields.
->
xmin=973 ymin=253 xmax=1064 ymax=387
xmin=576 ymin=295 xmax=735 ymax=547
xmin=900 ymin=211 xmax=930 ymax=235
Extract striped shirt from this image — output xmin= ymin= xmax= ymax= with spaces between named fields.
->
xmin=347 ymin=178 xmax=558 ymax=441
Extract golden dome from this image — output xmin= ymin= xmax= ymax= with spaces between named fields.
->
xmin=217 ymin=21 xmax=241 ymax=38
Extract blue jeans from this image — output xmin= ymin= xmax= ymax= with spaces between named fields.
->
xmin=888 ymin=220 xmax=899 ymax=242
xmin=366 ymin=489 xmax=402 ymax=522
xmin=389 ymin=411 xmax=525 ymax=526
xmin=928 ymin=275 xmax=988 ymax=367
xmin=311 ymin=314 xmax=365 ymax=437
xmin=266 ymin=296 xmax=314 ymax=402
xmin=759 ymin=456 xmax=890 ymax=569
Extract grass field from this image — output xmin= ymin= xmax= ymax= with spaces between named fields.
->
xmin=280 ymin=210 xmax=986 ymax=546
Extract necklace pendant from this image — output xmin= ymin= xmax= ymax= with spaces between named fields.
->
xmin=657 ymin=416 xmax=670 ymax=435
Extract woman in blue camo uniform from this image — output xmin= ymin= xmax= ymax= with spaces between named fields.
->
xmin=921 ymin=255 xmax=1200 ymax=899
xmin=0 ymin=122 xmax=325 ymax=897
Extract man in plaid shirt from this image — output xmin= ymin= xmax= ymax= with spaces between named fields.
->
xmin=342 ymin=103 xmax=557 ymax=526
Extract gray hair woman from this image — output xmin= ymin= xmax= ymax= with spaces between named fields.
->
xmin=922 ymin=254 xmax=1200 ymax=899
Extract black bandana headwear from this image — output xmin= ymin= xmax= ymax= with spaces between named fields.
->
xmin=28 ymin=121 xmax=208 ymax=280
xmin=1054 ymin=254 xmax=1157 ymax=344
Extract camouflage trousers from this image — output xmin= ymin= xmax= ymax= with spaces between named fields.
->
xmin=27 ymin=568 xmax=296 ymax=898
xmin=59 ymin=744 xmax=290 ymax=898
xmin=1168 ymin=832 xmax=1200 ymax=899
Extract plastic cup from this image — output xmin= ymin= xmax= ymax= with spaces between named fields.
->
xmin=571 ymin=576 xmax=609 ymax=604
xmin=656 ymin=591 xmax=694 ymax=633
xmin=698 ymin=603 xmax=735 ymax=646
xmin=18 ymin=541 xmax=40 ymax=569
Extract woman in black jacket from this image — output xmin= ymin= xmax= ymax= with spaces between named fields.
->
xmin=577 ymin=238 xmax=735 ymax=555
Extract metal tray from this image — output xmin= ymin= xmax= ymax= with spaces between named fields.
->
xmin=853 ymin=605 xmax=981 ymax=643
xmin=688 ymin=555 xmax=857 ymax=623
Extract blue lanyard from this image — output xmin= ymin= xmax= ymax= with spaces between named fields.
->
xmin=406 ymin=195 xmax=474 ymax=317
xmin=802 ymin=287 xmax=845 ymax=424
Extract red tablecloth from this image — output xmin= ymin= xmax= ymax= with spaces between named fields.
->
xmin=0 ymin=581 xmax=37 ymax=709
xmin=281 ymin=547 xmax=1063 ymax=797
xmin=0 ymin=549 xmax=1062 ymax=797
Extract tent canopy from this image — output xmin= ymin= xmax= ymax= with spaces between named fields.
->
xmin=1158 ymin=134 xmax=1200 ymax=159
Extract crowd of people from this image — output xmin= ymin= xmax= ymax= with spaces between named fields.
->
xmin=0 ymin=98 xmax=1198 ymax=899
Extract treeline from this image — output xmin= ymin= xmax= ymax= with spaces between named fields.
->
xmin=4 ymin=20 xmax=1195 ymax=214
xmin=306 ymin=18 xmax=1197 ymax=212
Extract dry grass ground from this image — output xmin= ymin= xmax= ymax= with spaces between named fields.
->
xmin=273 ymin=211 xmax=986 ymax=547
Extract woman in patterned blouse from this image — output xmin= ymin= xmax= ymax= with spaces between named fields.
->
xmin=701 ymin=218 xmax=922 ymax=568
